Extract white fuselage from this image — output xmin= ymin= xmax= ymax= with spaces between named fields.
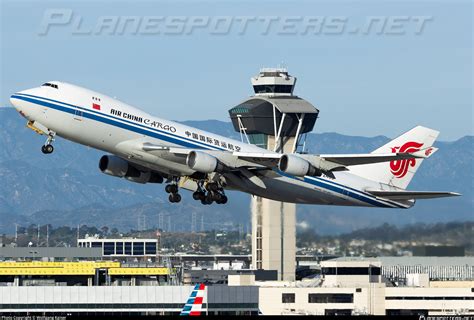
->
xmin=10 ymin=82 xmax=410 ymax=209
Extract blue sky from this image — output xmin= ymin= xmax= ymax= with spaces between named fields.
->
xmin=1 ymin=0 xmax=472 ymax=140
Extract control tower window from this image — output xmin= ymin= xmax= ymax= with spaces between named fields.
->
xmin=253 ymin=84 xmax=293 ymax=94
xmin=41 ymin=83 xmax=58 ymax=89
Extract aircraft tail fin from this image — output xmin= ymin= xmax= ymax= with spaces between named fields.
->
xmin=348 ymin=126 xmax=439 ymax=189
xmin=180 ymin=283 xmax=206 ymax=316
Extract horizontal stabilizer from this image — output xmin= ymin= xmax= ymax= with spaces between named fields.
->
xmin=366 ymin=190 xmax=461 ymax=200
xmin=319 ymin=150 xmax=433 ymax=166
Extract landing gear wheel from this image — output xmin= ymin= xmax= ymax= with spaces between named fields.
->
xmin=212 ymin=192 xmax=223 ymax=202
xmin=165 ymin=184 xmax=178 ymax=194
xmin=41 ymin=145 xmax=54 ymax=154
xmin=45 ymin=145 xmax=54 ymax=153
xmin=207 ymin=194 xmax=215 ymax=204
xmin=206 ymin=183 xmax=219 ymax=192
xmin=206 ymin=198 xmax=213 ymax=205
xmin=193 ymin=191 xmax=205 ymax=201
xmin=215 ymin=194 xmax=228 ymax=204
xmin=201 ymin=195 xmax=213 ymax=205
xmin=220 ymin=195 xmax=228 ymax=204
xmin=169 ymin=193 xmax=181 ymax=203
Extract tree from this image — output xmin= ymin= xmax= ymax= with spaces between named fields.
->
xmin=101 ymin=226 xmax=109 ymax=236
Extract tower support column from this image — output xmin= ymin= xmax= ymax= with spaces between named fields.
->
xmin=251 ymin=197 xmax=295 ymax=281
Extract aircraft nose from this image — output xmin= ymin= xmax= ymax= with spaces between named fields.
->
xmin=11 ymin=88 xmax=33 ymax=109
xmin=10 ymin=88 xmax=35 ymax=116
xmin=10 ymin=93 xmax=21 ymax=109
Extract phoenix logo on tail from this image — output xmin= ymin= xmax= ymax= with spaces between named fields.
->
xmin=390 ymin=141 xmax=424 ymax=178
xmin=180 ymin=283 xmax=206 ymax=316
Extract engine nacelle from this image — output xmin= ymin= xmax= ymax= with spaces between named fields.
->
xmin=99 ymin=155 xmax=141 ymax=177
xmin=125 ymin=171 xmax=164 ymax=184
xmin=278 ymin=154 xmax=322 ymax=177
xmin=99 ymin=155 xmax=164 ymax=183
xmin=186 ymin=151 xmax=219 ymax=173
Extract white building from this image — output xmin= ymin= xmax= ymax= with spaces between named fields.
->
xmin=233 ymin=257 xmax=474 ymax=316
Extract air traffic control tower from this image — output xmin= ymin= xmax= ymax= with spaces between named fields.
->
xmin=228 ymin=68 xmax=319 ymax=281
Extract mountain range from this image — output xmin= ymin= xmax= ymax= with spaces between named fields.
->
xmin=0 ymin=107 xmax=472 ymax=234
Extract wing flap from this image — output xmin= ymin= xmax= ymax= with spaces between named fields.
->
xmin=366 ymin=190 xmax=461 ymax=200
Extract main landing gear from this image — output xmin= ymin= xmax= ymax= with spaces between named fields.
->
xmin=165 ymin=180 xmax=181 ymax=203
xmin=192 ymin=181 xmax=227 ymax=205
xmin=165 ymin=178 xmax=228 ymax=205
xmin=41 ymin=133 xmax=56 ymax=154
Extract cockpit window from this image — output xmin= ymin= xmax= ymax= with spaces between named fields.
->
xmin=42 ymin=83 xmax=58 ymax=89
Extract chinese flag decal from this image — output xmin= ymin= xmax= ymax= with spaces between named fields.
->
xmin=92 ymin=103 xmax=101 ymax=110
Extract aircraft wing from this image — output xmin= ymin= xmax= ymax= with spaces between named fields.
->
xmin=366 ymin=190 xmax=461 ymax=200
xmin=233 ymin=148 xmax=436 ymax=169
xmin=141 ymin=143 xmax=435 ymax=171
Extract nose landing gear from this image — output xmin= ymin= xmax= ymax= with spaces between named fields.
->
xmin=41 ymin=144 xmax=54 ymax=154
xmin=41 ymin=132 xmax=56 ymax=154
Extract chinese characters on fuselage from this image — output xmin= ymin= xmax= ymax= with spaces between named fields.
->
xmin=184 ymin=131 xmax=241 ymax=152
xmin=109 ymin=108 xmax=240 ymax=151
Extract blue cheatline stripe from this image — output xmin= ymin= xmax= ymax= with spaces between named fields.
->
xmin=307 ymin=175 xmax=408 ymax=208
xmin=277 ymin=170 xmax=405 ymax=208
xmin=190 ymin=291 xmax=198 ymax=298
xmin=12 ymin=93 xmax=223 ymax=151
xmin=15 ymin=93 xmax=220 ymax=150
xmin=309 ymin=175 xmax=408 ymax=209
xmin=11 ymin=94 xmax=218 ymax=150
xmin=12 ymin=93 xmax=406 ymax=209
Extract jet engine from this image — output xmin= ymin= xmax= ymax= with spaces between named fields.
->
xmin=125 ymin=171 xmax=164 ymax=184
xmin=99 ymin=155 xmax=163 ymax=183
xmin=186 ymin=151 xmax=223 ymax=173
xmin=278 ymin=154 xmax=322 ymax=177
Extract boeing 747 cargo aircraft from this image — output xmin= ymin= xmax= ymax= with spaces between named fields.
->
xmin=10 ymin=81 xmax=459 ymax=207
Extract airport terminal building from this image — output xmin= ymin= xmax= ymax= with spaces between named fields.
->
xmin=0 ymin=251 xmax=472 ymax=316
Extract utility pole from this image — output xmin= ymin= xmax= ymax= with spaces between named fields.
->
xmin=191 ymin=212 xmax=197 ymax=233
xmin=137 ymin=214 xmax=146 ymax=231
xmin=46 ymin=225 xmax=49 ymax=247
xmin=158 ymin=213 xmax=164 ymax=231
xmin=200 ymin=215 xmax=204 ymax=232
xmin=37 ymin=225 xmax=40 ymax=247
xmin=15 ymin=224 xmax=18 ymax=244
xmin=239 ymin=223 xmax=244 ymax=240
